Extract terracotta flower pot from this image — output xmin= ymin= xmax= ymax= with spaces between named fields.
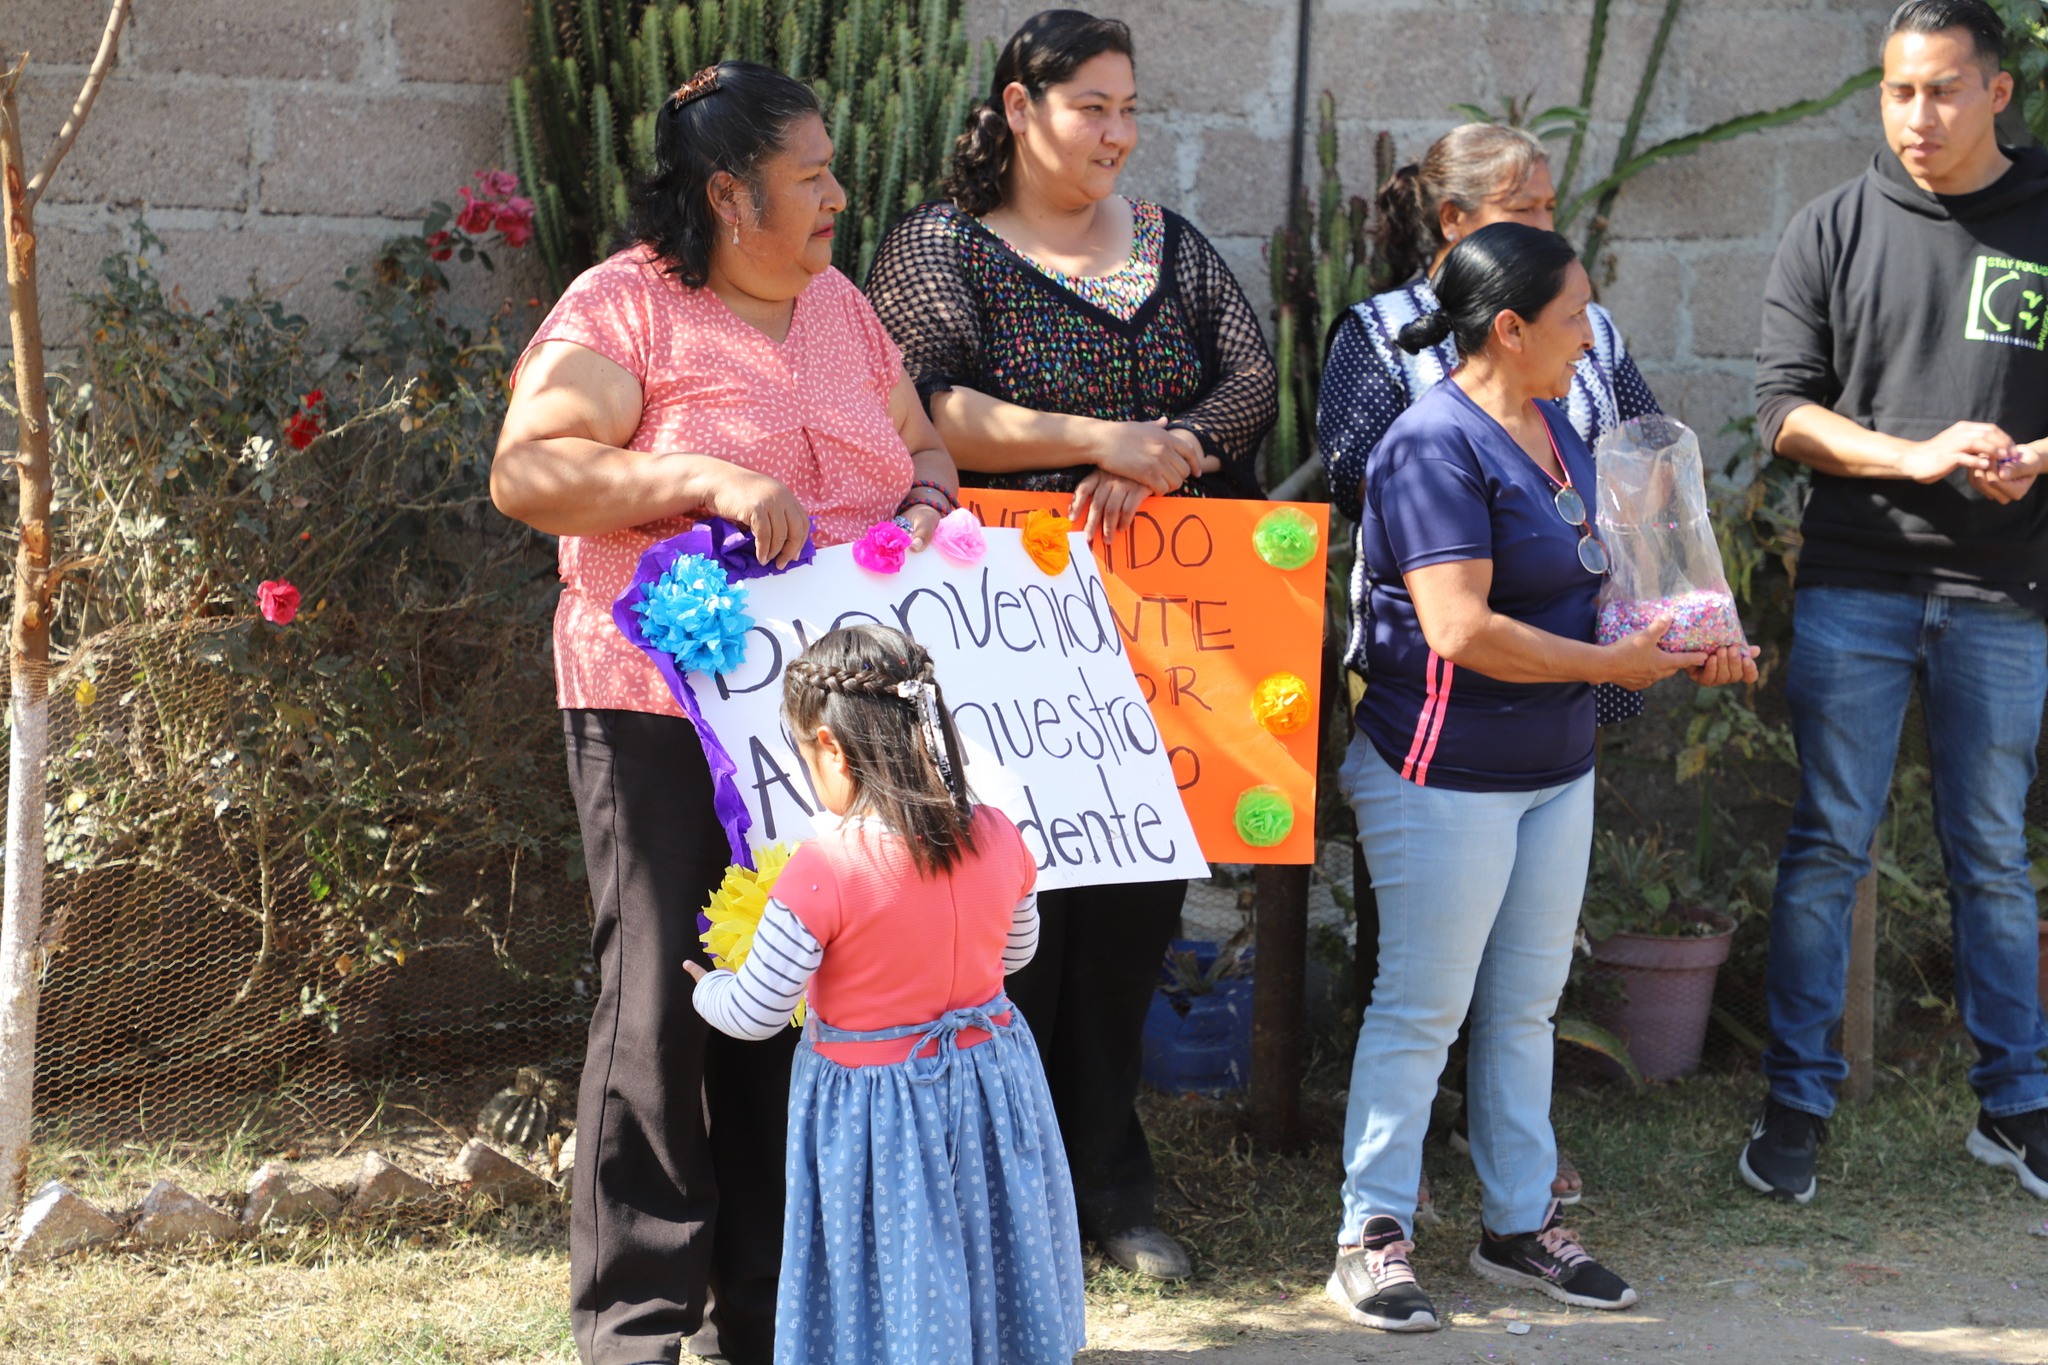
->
xmin=1587 ymin=909 xmax=1736 ymax=1082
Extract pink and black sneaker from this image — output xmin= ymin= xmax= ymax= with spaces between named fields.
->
xmin=1469 ymin=1201 xmax=1638 ymax=1310
xmin=1328 ymin=1215 xmax=1438 ymax=1332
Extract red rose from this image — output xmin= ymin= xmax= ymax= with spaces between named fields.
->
xmin=425 ymin=230 xmax=454 ymax=262
xmin=283 ymin=390 xmax=324 ymax=450
xmin=455 ymin=186 xmax=497 ymax=236
xmin=258 ymin=580 xmax=301 ymax=625
xmin=494 ymin=197 xmax=535 ymax=248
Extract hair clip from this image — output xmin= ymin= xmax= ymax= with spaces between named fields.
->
xmin=893 ymin=677 xmax=956 ymax=791
xmin=672 ymin=66 xmax=721 ymax=106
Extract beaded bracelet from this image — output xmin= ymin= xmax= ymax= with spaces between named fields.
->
xmin=896 ymin=494 xmax=950 ymax=520
xmin=901 ymin=478 xmax=959 ymax=513
xmin=895 ymin=486 xmax=954 ymax=517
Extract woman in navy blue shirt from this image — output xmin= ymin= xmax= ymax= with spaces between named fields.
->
xmin=1324 ymin=224 xmax=1755 ymax=1335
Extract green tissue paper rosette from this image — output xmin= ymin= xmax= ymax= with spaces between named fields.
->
xmin=1233 ymin=786 xmax=1295 ymax=848
xmin=1253 ymin=507 xmax=1318 ymax=571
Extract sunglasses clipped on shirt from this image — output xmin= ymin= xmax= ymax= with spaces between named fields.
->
xmin=1529 ymin=400 xmax=1608 ymax=576
xmin=1551 ymin=483 xmax=1610 ymax=576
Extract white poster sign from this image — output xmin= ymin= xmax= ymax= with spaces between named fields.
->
xmin=693 ymin=530 xmax=1210 ymax=889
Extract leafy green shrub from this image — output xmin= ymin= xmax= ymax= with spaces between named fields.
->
xmin=1993 ymin=0 xmax=2048 ymax=145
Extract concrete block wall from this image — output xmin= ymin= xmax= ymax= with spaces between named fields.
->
xmin=10 ymin=0 xmax=1894 ymax=458
xmin=965 ymin=0 xmax=1891 ymax=459
xmin=3 ymin=0 xmax=540 ymax=352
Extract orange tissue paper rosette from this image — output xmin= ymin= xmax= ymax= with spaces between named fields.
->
xmin=1022 ymin=510 xmax=1073 ymax=576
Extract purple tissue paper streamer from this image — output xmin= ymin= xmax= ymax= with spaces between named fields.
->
xmin=613 ymin=516 xmax=818 ymax=890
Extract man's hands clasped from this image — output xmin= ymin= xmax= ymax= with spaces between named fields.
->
xmin=1905 ymin=420 xmax=2041 ymax=505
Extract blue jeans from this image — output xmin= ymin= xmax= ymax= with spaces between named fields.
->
xmin=1335 ymin=737 xmax=1593 ymax=1242
xmin=1765 ymin=586 xmax=2048 ymax=1120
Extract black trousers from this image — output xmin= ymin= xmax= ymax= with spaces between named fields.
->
xmin=1003 ymin=878 xmax=1186 ymax=1237
xmin=564 ymin=709 xmax=796 ymax=1365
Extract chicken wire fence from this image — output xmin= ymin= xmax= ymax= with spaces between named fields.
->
xmin=10 ymin=621 xmax=591 ymax=1152
xmin=8 ymin=619 xmax=2028 ymax=1161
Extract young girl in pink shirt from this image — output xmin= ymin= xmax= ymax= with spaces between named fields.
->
xmin=688 ymin=624 xmax=1085 ymax=1365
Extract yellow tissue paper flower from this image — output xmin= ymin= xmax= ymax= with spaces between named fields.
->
xmin=1251 ymin=671 xmax=1312 ymax=736
xmin=700 ymin=843 xmax=806 ymax=1025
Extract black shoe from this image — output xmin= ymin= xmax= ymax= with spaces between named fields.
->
xmin=1967 ymin=1107 xmax=2048 ymax=1200
xmin=1327 ymin=1215 xmax=1438 ymax=1332
xmin=1738 ymin=1096 xmax=1826 ymax=1203
xmin=1469 ymin=1201 xmax=1638 ymax=1310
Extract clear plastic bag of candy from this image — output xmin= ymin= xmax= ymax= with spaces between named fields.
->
xmin=1591 ymin=415 xmax=1747 ymax=653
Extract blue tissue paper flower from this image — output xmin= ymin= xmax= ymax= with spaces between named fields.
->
xmin=634 ymin=553 xmax=754 ymax=676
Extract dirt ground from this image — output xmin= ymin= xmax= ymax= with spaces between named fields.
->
xmin=1080 ymin=1258 xmax=2048 ymax=1364
xmin=11 ymin=1057 xmax=2048 ymax=1364
xmin=4 ymin=1195 xmax=2046 ymax=1364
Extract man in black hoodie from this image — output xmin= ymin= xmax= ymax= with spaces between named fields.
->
xmin=1740 ymin=0 xmax=2048 ymax=1205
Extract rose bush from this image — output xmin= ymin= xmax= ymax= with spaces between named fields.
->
xmin=28 ymin=195 xmax=573 ymax=1070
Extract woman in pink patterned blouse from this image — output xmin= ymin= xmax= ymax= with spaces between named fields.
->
xmin=492 ymin=62 xmax=960 ymax=1365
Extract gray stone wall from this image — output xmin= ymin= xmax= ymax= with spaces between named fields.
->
xmin=6 ymin=0 xmax=538 ymax=348
xmin=10 ymin=0 xmax=1897 ymax=455
xmin=966 ymin=0 xmax=1890 ymax=456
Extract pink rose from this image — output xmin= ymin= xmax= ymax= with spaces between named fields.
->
xmin=851 ymin=521 xmax=912 ymax=575
xmin=931 ymin=507 xmax=987 ymax=567
xmin=455 ymin=186 xmax=497 ymax=236
xmin=494 ymin=197 xmax=535 ymax=248
xmin=476 ymin=169 xmax=520 ymax=198
xmin=258 ymin=580 xmax=301 ymax=625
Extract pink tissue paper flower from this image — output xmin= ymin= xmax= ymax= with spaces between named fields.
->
xmin=931 ymin=507 xmax=987 ymax=567
xmin=851 ymin=521 xmax=912 ymax=575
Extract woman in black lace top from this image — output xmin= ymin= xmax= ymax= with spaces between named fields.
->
xmin=866 ymin=17 xmax=1273 ymax=536
xmin=865 ymin=8 xmax=1275 ymax=1282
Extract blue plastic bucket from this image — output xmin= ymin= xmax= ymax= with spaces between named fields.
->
xmin=1140 ymin=939 xmax=1254 ymax=1095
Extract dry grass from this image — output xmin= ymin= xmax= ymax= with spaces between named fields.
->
xmin=1 ymin=1202 xmax=574 ymax=1364
xmin=7 ymin=1038 xmax=2046 ymax=1363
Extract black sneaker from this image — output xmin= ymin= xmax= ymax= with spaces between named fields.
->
xmin=1469 ymin=1201 xmax=1638 ymax=1310
xmin=1967 ymin=1107 xmax=2048 ymax=1200
xmin=1327 ymin=1215 xmax=1438 ymax=1332
xmin=1738 ymin=1096 xmax=1826 ymax=1203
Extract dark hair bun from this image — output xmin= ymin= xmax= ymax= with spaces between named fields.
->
xmin=1396 ymin=311 xmax=1454 ymax=354
xmin=1426 ymin=222 xmax=1578 ymax=358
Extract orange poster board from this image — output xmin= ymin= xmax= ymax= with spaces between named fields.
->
xmin=961 ymin=491 xmax=1330 ymax=865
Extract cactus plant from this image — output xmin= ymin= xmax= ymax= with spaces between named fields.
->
xmin=513 ymin=0 xmax=990 ymax=293
xmin=1265 ymin=93 xmax=1397 ymax=488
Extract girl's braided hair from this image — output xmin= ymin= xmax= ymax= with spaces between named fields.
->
xmin=782 ymin=624 xmax=977 ymax=876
